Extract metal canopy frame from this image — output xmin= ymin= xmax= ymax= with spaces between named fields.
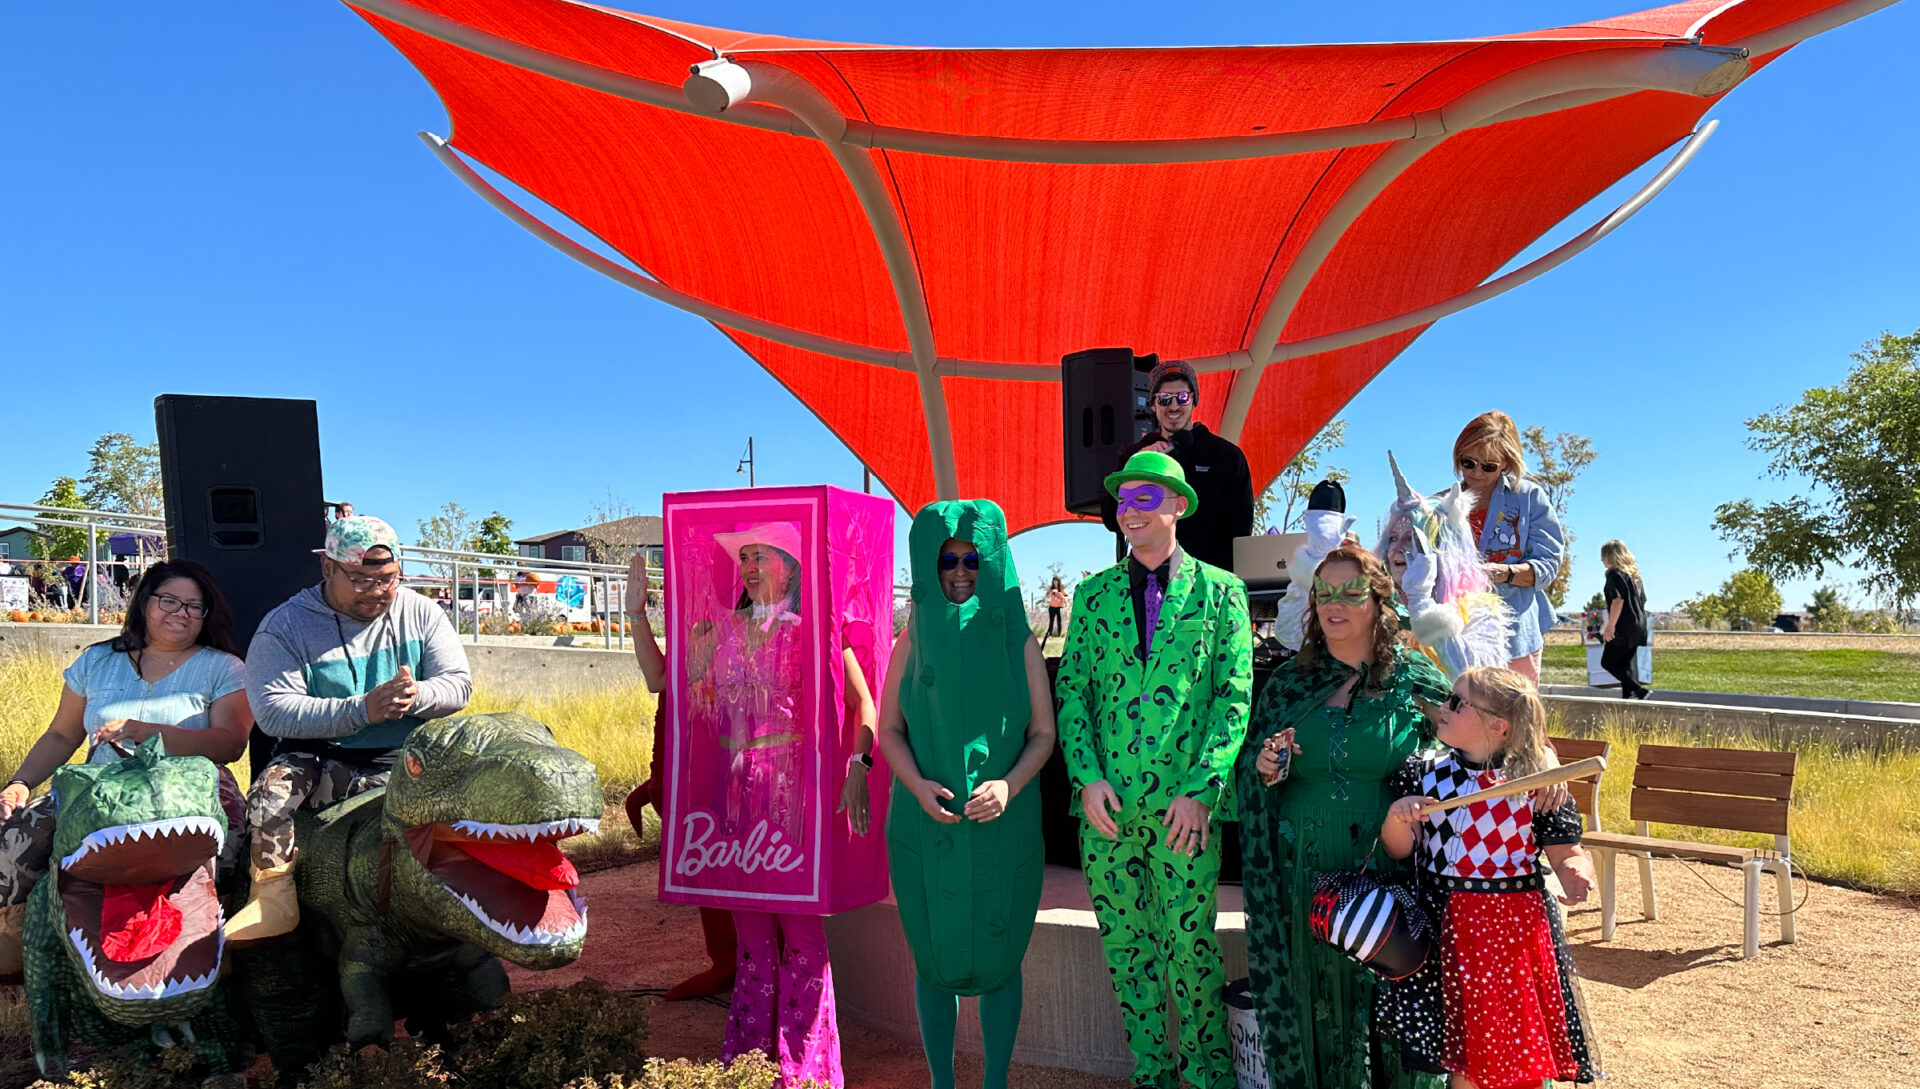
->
xmin=352 ymin=0 xmax=1899 ymax=499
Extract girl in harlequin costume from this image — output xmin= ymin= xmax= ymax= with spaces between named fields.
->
xmin=1377 ymin=667 xmax=1603 ymax=1089
xmin=685 ymin=524 xmax=877 ymax=1089
xmin=874 ymin=501 xmax=1057 ymax=1089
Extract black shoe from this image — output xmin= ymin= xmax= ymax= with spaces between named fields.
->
xmin=1308 ymin=478 xmax=1346 ymax=514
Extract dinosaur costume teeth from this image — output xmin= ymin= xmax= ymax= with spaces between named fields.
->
xmin=448 ymin=817 xmax=600 ymax=841
xmin=65 ymin=925 xmax=223 ymax=1001
xmin=58 ymin=817 xmax=226 ymax=870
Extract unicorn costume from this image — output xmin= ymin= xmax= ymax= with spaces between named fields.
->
xmin=1273 ymin=454 xmax=1512 ymax=680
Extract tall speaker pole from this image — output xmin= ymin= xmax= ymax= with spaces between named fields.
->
xmin=737 ymin=437 xmax=755 ymax=487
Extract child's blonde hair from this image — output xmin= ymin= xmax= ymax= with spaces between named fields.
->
xmin=1457 ymin=666 xmax=1558 ymax=780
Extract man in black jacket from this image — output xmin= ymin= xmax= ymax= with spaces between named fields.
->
xmin=1099 ymin=358 xmax=1253 ymax=572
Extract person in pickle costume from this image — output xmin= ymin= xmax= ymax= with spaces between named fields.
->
xmin=876 ymin=499 xmax=1057 ymax=1089
xmin=1056 ymin=450 xmax=1252 ymax=1089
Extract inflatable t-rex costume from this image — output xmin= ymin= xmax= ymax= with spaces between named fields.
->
xmin=25 ymin=736 xmax=252 ymax=1080
xmin=241 ymin=712 xmax=601 ymax=1070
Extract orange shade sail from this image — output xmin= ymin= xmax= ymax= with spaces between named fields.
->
xmin=344 ymin=0 xmax=1889 ymax=534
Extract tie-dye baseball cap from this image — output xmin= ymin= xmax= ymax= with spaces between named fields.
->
xmin=315 ymin=516 xmax=402 ymax=564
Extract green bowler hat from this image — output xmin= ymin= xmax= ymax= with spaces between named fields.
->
xmin=1104 ymin=450 xmax=1199 ymax=519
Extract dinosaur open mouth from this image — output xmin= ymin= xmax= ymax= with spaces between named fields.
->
xmin=406 ymin=818 xmax=597 ymax=947
xmin=56 ymin=816 xmax=225 ymax=1001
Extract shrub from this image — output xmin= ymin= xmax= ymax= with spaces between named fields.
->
xmin=448 ymin=981 xmax=649 ymax=1089
xmin=568 ymin=1053 xmax=830 ymax=1089
xmin=293 ymin=1040 xmax=456 ymax=1089
xmin=515 ymin=598 xmax=568 ymax=637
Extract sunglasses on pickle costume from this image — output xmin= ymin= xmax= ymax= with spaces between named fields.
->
xmin=1115 ymin=483 xmax=1169 ymax=516
xmin=1310 ymin=573 xmax=1372 ymax=607
xmin=1153 ymin=391 xmax=1194 ymax=408
xmin=937 ymin=552 xmax=980 ymax=572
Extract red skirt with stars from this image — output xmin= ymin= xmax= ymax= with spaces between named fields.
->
xmin=1440 ymin=890 xmax=1579 ymax=1089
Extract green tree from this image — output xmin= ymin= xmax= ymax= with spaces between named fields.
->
xmin=415 ymin=502 xmax=476 ymax=583
xmin=1522 ymin=426 xmax=1596 ymax=610
xmin=1805 ymin=585 xmax=1851 ymax=633
xmin=79 ymin=432 xmax=163 ymax=516
xmin=470 ymin=511 xmax=514 ymax=579
xmin=1690 ymin=568 xmax=1782 ymax=630
xmin=1714 ymin=329 xmax=1920 ymax=607
xmin=1253 ymin=419 xmax=1348 ymax=533
xmin=30 ymin=477 xmax=98 ymax=561
xmin=1583 ymin=590 xmax=1606 ymax=612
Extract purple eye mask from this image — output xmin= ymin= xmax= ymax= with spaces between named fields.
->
xmin=1116 ymin=483 xmax=1167 ymax=515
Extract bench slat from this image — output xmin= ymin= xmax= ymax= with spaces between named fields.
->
xmin=1636 ymin=744 xmax=1797 ymax=776
xmin=1633 ymin=765 xmax=1795 ymax=801
xmin=1550 ymin=737 xmax=1611 ymax=763
xmin=1581 ymin=831 xmax=1756 ymax=864
xmin=1632 ymin=788 xmax=1790 ymax=836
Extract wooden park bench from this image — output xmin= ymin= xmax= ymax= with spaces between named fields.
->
xmin=1581 ymin=743 xmax=1798 ymax=959
xmin=1547 ymin=736 xmax=1611 ymax=831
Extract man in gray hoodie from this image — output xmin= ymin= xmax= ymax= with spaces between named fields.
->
xmin=225 ymin=515 xmax=471 ymax=941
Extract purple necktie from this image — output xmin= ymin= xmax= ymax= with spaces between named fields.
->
xmin=1144 ymin=571 xmax=1164 ymax=658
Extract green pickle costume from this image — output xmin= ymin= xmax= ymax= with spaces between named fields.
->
xmin=887 ymin=500 xmax=1042 ymax=1089
xmin=1056 ymin=455 xmax=1253 ymax=1089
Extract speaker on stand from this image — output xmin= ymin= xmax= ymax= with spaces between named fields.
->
xmin=1060 ymin=348 xmax=1158 ymax=518
xmin=155 ymin=395 xmax=327 ymax=778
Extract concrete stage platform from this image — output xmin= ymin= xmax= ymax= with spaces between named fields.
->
xmin=825 ymin=865 xmax=1247 ymax=1079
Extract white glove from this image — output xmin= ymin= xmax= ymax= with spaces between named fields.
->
xmin=1403 ymin=544 xmax=1437 ymax=605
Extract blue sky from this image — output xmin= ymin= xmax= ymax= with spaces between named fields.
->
xmin=3 ymin=1 xmax=1914 ymax=614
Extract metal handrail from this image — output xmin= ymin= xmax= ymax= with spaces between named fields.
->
xmin=0 ymin=501 xmax=164 ymax=524
xmin=401 ymin=544 xmax=628 ymax=575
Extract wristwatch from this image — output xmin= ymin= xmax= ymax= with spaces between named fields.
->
xmin=847 ymin=752 xmax=874 ymax=773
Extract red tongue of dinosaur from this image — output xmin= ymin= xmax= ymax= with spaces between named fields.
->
xmin=100 ymin=882 xmax=182 ymax=963
xmin=451 ymin=838 xmax=579 ymax=891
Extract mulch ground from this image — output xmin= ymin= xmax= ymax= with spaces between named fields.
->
xmin=518 ymin=858 xmax=1919 ymax=1088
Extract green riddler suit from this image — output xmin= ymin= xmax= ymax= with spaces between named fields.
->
xmin=887 ymin=501 xmax=1043 ymax=1089
xmin=1056 ymin=549 xmax=1252 ymax=1089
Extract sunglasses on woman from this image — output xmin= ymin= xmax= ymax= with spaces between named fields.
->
xmin=938 ymin=552 xmax=980 ymax=572
xmin=1153 ymin=391 xmax=1193 ymax=407
xmin=1459 ymin=456 xmax=1502 ymax=474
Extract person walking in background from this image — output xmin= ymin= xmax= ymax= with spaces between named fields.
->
xmin=1044 ymin=575 xmax=1067 ymax=640
xmin=1098 ymin=358 xmax=1254 ymax=571
xmin=1443 ymin=411 xmax=1565 ymax=684
xmin=1598 ymin=540 xmax=1650 ymax=700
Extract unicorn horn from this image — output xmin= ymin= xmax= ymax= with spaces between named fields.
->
xmin=1387 ymin=450 xmax=1418 ymax=507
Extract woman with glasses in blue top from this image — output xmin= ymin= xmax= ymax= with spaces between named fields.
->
xmin=0 ymin=560 xmax=253 ymax=972
xmin=1443 ymin=411 xmax=1567 ymax=684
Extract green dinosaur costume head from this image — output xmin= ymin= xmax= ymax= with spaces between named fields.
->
xmin=391 ymin=712 xmax=602 ymax=969
xmin=46 ymin=736 xmax=227 ymax=1024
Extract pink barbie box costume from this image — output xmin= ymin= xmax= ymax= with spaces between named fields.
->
xmin=660 ymin=488 xmax=893 ymax=1088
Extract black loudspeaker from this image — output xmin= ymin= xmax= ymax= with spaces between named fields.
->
xmin=155 ymin=395 xmax=327 ymax=654
xmin=1061 ymin=348 xmax=1158 ymax=516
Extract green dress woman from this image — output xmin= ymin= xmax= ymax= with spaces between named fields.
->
xmin=876 ymin=500 xmax=1057 ymax=1089
xmin=1236 ymin=544 xmax=1449 ymax=1089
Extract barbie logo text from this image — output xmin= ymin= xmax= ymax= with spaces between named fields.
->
xmin=676 ymin=811 xmax=805 ymax=877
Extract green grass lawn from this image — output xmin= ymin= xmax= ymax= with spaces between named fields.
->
xmin=1542 ymin=645 xmax=1920 ymax=702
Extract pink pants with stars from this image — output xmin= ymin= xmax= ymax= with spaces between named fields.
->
xmin=722 ymin=911 xmax=843 ymax=1088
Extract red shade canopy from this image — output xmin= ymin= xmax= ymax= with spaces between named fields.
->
xmin=345 ymin=0 xmax=1888 ymax=534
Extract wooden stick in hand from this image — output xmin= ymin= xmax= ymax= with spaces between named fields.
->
xmin=1417 ymin=756 xmax=1606 ymax=817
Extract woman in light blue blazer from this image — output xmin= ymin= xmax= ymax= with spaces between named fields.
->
xmin=1445 ymin=411 xmax=1566 ymax=682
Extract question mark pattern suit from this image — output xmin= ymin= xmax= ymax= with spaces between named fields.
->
xmin=1055 ymin=550 xmax=1251 ymax=1089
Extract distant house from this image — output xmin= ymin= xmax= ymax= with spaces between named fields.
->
xmin=0 ymin=525 xmax=43 ymax=563
xmin=513 ymin=516 xmax=664 ymax=566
